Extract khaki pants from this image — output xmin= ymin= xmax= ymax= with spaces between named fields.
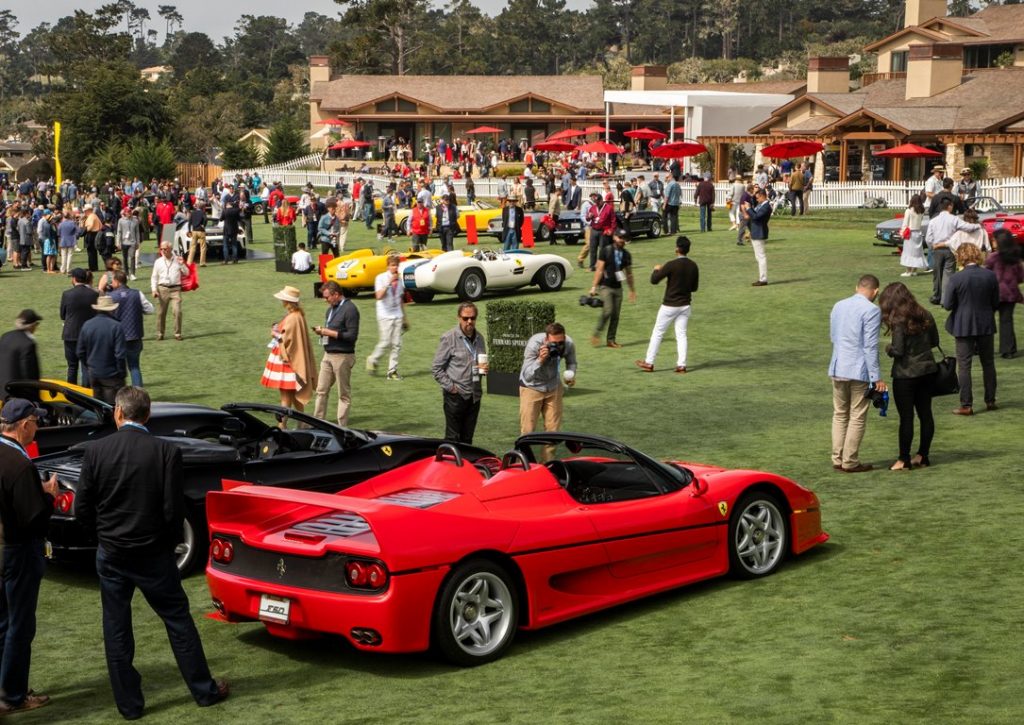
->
xmin=337 ymin=224 xmax=348 ymax=254
xmin=519 ymin=385 xmax=563 ymax=460
xmin=577 ymin=227 xmax=591 ymax=265
xmin=831 ymin=379 xmax=870 ymax=469
xmin=314 ymin=352 xmax=355 ymax=426
xmin=156 ymin=286 xmax=182 ymax=338
xmin=187 ymin=230 xmax=207 ymax=266
xmin=367 ymin=317 xmax=403 ymax=374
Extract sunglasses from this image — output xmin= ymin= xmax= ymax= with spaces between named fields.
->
xmin=460 ymin=316 xmax=477 ymax=321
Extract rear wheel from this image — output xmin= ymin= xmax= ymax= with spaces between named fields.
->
xmin=728 ymin=492 xmax=787 ymax=579
xmin=409 ymin=290 xmax=435 ymax=303
xmin=648 ymin=218 xmax=663 ymax=238
xmin=456 ymin=269 xmax=485 ymax=301
xmin=251 ymin=202 xmax=265 ymax=216
xmin=538 ymin=224 xmax=552 ymax=243
xmin=433 ymin=560 xmax=518 ymax=666
xmin=175 ymin=512 xmax=202 ymax=575
xmin=536 ymin=263 xmax=565 ymax=292
xmin=400 ymin=218 xmax=409 ymax=235
xmin=565 ymin=235 xmax=579 ymax=246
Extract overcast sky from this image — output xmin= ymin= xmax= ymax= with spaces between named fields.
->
xmin=19 ymin=1 xmax=594 ymax=46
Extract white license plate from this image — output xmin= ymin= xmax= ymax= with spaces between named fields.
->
xmin=258 ymin=594 xmax=291 ymax=624
xmin=570 ymin=223 xmax=581 ymax=229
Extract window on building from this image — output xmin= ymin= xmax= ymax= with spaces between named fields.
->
xmin=375 ymin=97 xmax=419 ymax=113
xmin=396 ymin=98 xmax=417 ymax=113
xmin=375 ymin=99 xmax=396 ymax=113
xmin=509 ymin=99 xmax=531 ymax=113
xmin=891 ymin=51 xmax=908 ymax=73
xmin=531 ymin=99 xmax=550 ymax=112
xmin=964 ymin=44 xmax=1016 ymax=69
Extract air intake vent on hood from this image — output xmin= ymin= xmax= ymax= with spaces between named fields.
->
xmin=291 ymin=512 xmax=371 ymax=538
xmin=377 ymin=489 xmax=459 ymax=509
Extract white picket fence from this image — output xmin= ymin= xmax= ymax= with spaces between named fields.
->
xmin=221 ymin=163 xmax=1024 ymax=210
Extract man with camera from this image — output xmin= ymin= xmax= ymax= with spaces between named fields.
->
xmin=589 ymin=229 xmax=636 ymax=348
xmin=519 ymin=323 xmax=577 ymax=451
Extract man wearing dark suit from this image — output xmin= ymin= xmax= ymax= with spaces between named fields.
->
xmin=59 ymin=269 xmax=98 ymax=386
xmin=942 ymin=245 xmax=1000 ymax=415
xmin=0 ymin=311 xmax=42 ymax=400
xmin=500 ymin=199 xmax=524 ymax=252
xmin=563 ymin=177 xmax=582 ymax=212
xmin=434 ymin=194 xmax=459 ymax=253
xmin=74 ymin=387 xmax=228 ymax=720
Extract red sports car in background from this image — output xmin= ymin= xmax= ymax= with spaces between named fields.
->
xmin=981 ymin=212 xmax=1024 ymax=245
xmin=205 ymin=433 xmax=828 ymax=665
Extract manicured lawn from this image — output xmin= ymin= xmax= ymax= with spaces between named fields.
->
xmin=3 ymin=206 xmax=1021 ymax=724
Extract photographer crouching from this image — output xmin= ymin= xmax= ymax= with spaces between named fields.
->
xmin=519 ymin=323 xmax=577 ymax=460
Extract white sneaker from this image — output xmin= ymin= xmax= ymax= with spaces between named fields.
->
xmin=130 ymin=274 xmax=137 ymax=281
xmin=900 ymin=272 xmax=913 ymax=277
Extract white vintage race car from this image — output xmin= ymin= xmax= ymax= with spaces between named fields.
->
xmin=399 ymin=248 xmax=572 ymax=302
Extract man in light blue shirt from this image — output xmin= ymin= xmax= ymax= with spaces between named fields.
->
xmin=828 ymin=274 xmax=887 ymax=473
xmin=664 ymin=177 xmax=682 ymax=235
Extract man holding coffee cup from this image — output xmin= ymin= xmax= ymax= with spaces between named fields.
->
xmin=519 ymin=322 xmax=577 ymax=459
xmin=431 ymin=302 xmax=487 ymax=444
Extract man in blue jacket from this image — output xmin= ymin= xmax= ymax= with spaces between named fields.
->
xmin=77 ymin=296 xmax=126 ymax=404
xmin=828 ymin=274 xmax=888 ymax=473
xmin=109 ymin=272 xmax=154 ymax=387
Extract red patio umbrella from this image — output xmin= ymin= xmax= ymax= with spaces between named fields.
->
xmin=533 ymin=141 xmax=577 ymax=153
xmin=582 ymin=125 xmax=612 ymax=135
xmin=466 ymin=126 xmax=504 ymax=134
xmin=548 ymin=128 xmax=587 ymax=140
xmin=873 ymin=143 xmax=943 ymax=158
xmin=319 ymin=118 xmax=352 ymax=126
xmin=624 ymin=128 xmax=668 ymax=140
xmin=651 ymin=141 xmax=708 ymax=159
xmin=671 ymin=127 xmax=686 ymax=134
xmin=760 ymin=140 xmax=825 ymax=158
xmin=329 ymin=139 xmax=371 ymax=150
xmin=578 ymin=141 xmax=621 ymax=154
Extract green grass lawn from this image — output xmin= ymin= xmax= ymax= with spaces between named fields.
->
xmin=3 ymin=206 xmax=1021 ymax=724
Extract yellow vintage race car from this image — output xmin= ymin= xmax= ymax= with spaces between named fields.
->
xmin=323 ymin=247 xmax=446 ymax=291
xmin=394 ymin=200 xmax=502 ymax=235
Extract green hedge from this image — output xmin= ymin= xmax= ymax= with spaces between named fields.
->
xmin=494 ymin=164 xmax=525 ymax=179
xmin=485 ymin=300 xmax=555 ymax=374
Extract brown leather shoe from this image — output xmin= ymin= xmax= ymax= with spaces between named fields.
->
xmin=590 ymin=336 xmax=601 ymax=347
xmin=832 ymin=464 xmax=843 ymax=471
xmin=841 ymin=464 xmax=874 ymax=473
xmin=0 ymin=693 xmax=50 ymax=714
xmin=986 ymin=402 xmax=998 ymax=411
xmin=952 ymin=406 xmax=973 ymax=416
xmin=634 ymin=360 xmax=654 ymax=372
xmin=606 ymin=341 xmax=622 ymax=348
xmin=752 ymin=281 xmax=768 ymax=287
xmin=199 ymin=680 xmax=230 ymax=707
xmin=674 ymin=366 xmax=687 ymax=373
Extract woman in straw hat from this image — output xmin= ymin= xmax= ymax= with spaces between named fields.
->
xmin=261 ymin=286 xmax=315 ymax=420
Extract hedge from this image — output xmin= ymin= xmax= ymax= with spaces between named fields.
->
xmin=485 ymin=300 xmax=555 ymax=374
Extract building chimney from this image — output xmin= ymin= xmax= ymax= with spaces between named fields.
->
xmin=906 ymin=43 xmax=963 ymax=100
xmin=807 ymin=57 xmax=850 ymax=93
xmin=904 ymin=0 xmax=947 ymax=28
xmin=309 ymin=55 xmax=331 ymax=87
xmin=631 ymin=65 xmax=668 ymax=91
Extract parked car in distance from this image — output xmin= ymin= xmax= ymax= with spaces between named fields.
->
xmin=874 ymin=196 xmax=1005 ymax=247
xmin=400 ymin=248 xmax=572 ymax=302
xmin=323 ymin=248 xmax=444 ymax=293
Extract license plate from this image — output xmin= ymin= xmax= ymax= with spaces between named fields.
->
xmin=258 ymin=594 xmax=291 ymax=624
xmin=570 ymin=223 xmax=581 ymax=229
xmin=994 ymin=221 xmax=1004 ymax=230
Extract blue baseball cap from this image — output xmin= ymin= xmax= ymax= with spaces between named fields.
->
xmin=0 ymin=398 xmax=46 ymax=424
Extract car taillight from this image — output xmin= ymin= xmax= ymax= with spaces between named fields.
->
xmin=345 ymin=559 xmax=388 ymax=590
xmin=210 ymin=536 xmax=234 ymax=564
xmin=54 ymin=490 xmax=75 ymax=514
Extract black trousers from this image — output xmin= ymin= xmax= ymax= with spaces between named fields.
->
xmin=789 ymin=189 xmax=804 ymax=215
xmin=931 ymin=248 xmax=954 ymax=303
xmin=0 ymin=540 xmax=46 ymax=707
xmin=998 ymin=302 xmax=1017 ymax=356
xmin=663 ymin=204 xmax=680 ymax=235
xmin=955 ymin=334 xmax=996 ymax=408
xmin=85 ymin=231 xmax=100 ymax=271
xmin=91 ymin=376 xmax=125 ymax=405
xmin=443 ymin=391 xmax=481 ymax=444
xmin=65 ymin=340 xmax=88 ymax=386
xmin=96 ymin=546 xmax=220 ymax=719
xmin=438 ymin=227 xmax=455 ymax=252
xmin=892 ymin=375 xmax=935 ymax=464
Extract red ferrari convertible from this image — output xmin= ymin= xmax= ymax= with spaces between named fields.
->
xmin=205 ymin=433 xmax=828 ymax=665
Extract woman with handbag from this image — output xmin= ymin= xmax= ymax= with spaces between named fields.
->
xmin=899 ymin=194 xmax=928 ymax=277
xmin=879 ymin=282 xmax=940 ymax=470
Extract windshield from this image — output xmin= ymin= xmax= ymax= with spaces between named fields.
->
xmin=517 ymin=438 xmax=691 ymax=493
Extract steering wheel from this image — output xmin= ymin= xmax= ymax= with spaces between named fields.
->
xmin=545 ymin=460 xmax=572 ymax=489
xmin=258 ymin=428 xmax=294 ymax=459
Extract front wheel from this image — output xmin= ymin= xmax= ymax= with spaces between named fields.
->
xmin=456 ymin=268 xmax=485 ymax=301
xmin=409 ymin=290 xmax=435 ymax=303
xmin=648 ymin=218 xmax=662 ymax=238
xmin=251 ymin=202 xmax=265 ymax=216
xmin=175 ymin=512 xmax=201 ymax=575
xmin=538 ymin=224 xmax=552 ymax=242
xmin=400 ymin=218 xmax=409 ymax=235
xmin=433 ymin=560 xmax=518 ymax=666
xmin=536 ymin=263 xmax=565 ymax=292
xmin=728 ymin=492 xmax=787 ymax=579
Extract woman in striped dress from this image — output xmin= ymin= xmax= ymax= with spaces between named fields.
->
xmin=261 ymin=286 xmax=316 ymax=422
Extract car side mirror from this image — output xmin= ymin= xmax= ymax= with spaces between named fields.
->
xmin=690 ymin=478 xmax=708 ymax=497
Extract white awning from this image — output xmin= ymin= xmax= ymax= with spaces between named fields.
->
xmin=603 ymin=90 xmax=795 ymax=109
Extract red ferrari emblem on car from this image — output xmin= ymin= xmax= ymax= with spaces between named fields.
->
xmin=718 ymin=502 xmax=728 ymax=517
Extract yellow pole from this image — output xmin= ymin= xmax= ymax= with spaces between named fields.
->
xmin=53 ymin=121 xmax=62 ymax=186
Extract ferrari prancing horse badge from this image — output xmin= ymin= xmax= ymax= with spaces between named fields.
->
xmin=382 ymin=446 xmax=393 ymax=457
xmin=718 ymin=501 xmax=728 ymax=517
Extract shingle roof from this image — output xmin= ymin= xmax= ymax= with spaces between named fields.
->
xmin=313 ymin=75 xmax=606 ymax=113
xmin=953 ymin=5 xmax=1024 ymax=43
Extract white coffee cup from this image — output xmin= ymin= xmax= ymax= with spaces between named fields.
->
xmin=563 ymin=370 xmax=575 ymax=383
xmin=477 ymin=353 xmax=488 ymax=366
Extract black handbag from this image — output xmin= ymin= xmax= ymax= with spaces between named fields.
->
xmin=931 ymin=345 xmax=959 ymax=396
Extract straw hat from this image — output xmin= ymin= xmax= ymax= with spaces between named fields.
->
xmin=92 ymin=296 xmax=119 ymax=313
xmin=273 ymin=286 xmax=301 ymax=303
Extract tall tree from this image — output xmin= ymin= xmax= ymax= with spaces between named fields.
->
xmin=333 ymin=0 xmax=432 ymax=75
xmin=157 ymin=5 xmax=183 ymax=38
xmin=264 ymin=118 xmax=309 ymax=164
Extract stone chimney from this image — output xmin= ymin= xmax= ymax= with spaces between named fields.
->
xmin=906 ymin=43 xmax=963 ymax=100
xmin=904 ymin=0 xmax=948 ymax=27
xmin=807 ymin=57 xmax=850 ymax=93
xmin=309 ymin=55 xmax=331 ymax=87
xmin=631 ymin=65 xmax=668 ymax=91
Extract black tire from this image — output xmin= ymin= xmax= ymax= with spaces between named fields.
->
xmin=176 ymin=510 xmax=203 ymax=575
xmin=409 ymin=290 xmax=435 ymax=303
xmin=565 ymin=235 xmax=579 ymax=246
xmin=538 ymin=224 xmax=552 ymax=242
xmin=400 ymin=218 xmax=409 ymax=235
xmin=727 ymin=492 xmax=788 ymax=579
xmin=251 ymin=202 xmax=265 ymax=216
xmin=536 ymin=263 xmax=565 ymax=292
xmin=456 ymin=268 xmax=485 ymax=301
xmin=648 ymin=218 xmax=663 ymax=238
xmin=433 ymin=559 xmax=518 ymax=666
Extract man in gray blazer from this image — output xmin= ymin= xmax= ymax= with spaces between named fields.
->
xmin=942 ymin=245 xmax=1000 ymax=415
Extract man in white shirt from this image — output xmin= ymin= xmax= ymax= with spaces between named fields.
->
xmin=150 ymin=241 xmax=188 ymax=340
xmin=925 ymin=197 xmax=980 ymax=305
xmin=923 ymin=165 xmax=945 ymax=209
xmin=365 ymin=255 xmax=407 ymax=380
xmin=291 ymin=243 xmax=313 ymax=274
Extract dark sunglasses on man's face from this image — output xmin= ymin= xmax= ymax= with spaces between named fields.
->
xmin=460 ymin=316 xmax=477 ymax=322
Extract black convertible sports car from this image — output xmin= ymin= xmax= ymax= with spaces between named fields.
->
xmin=485 ymin=210 xmax=663 ymax=245
xmin=6 ymin=380 xmax=235 ymax=457
xmin=38 ymin=403 xmax=494 ymax=574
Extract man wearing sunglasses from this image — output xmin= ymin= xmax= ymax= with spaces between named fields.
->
xmin=432 ymin=302 xmax=488 ymax=444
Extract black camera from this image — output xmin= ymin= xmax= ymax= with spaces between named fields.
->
xmin=864 ymin=387 xmax=890 ymax=417
xmin=579 ymin=295 xmax=604 ymax=308
xmin=545 ymin=341 xmax=564 ymax=358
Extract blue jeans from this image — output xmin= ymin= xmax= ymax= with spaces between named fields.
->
xmin=502 ymin=229 xmax=518 ymax=251
xmin=0 ymin=540 xmax=46 ymax=706
xmin=364 ymin=204 xmax=374 ymax=229
xmin=699 ymin=204 xmax=713 ymax=232
xmin=222 ymin=235 xmax=238 ymax=262
xmin=125 ymin=339 xmax=143 ymax=386
xmin=96 ymin=545 xmax=220 ymax=719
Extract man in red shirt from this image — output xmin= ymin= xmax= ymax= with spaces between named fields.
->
xmin=155 ymin=199 xmax=175 ymax=246
xmin=595 ymin=192 xmax=617 ymax=254
xmin=409 ymin=198 xmax=431 ymax=251
xmin=268 ymin=182 xmax=285 ymax=215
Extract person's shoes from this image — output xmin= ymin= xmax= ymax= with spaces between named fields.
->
xmin=986 ymin=402 xmax=998 ymax=411
xmin=832 ymin=464 xmax=843 ymax=471
xmin=577 ymin=260 xmax=585 ymax=268
xmin=752 ymin=281 xmax=768 ymax=287
xmin=0 ymin=692 xmax=51 ymax=714
xmin=900 ymin=272 xmax=913 ymax=277
xmin=386 ymin=370 xmax=402 ymax=380
xmin=221 ymin=261 xmax=228 ymax=265
xmin=129 ymin=274 xmax=137 ymax=281
xmin=841 ymin=464 xmax=874 ymax=473
xmin=199 ymin=680 xmax=230 ymax=707
xmin=890 ymin=460 xmax=911 ymax=471
xmin=634 ymin=360 xmax=654 ymax=372
xmin=200 ymin=263 xmax=207 ymax=267
xmin=928 ymin=297 xmax=940 ymax=305
xmin=174 ymin=334 xmax=183 ymax=341
xmin=156 ymin=334 xmax=164 ymax=341
xmin=736 ymin=241 xmax=744 ymax=246
xmin=911 ymin=454 xmax=930 ymax=468
xmin=590 ymin=336 xmax=601 ymax=347
xmin=606 ymin=341 xmax=622 ymax=348
xmin=675 ymin=366 xmax=687 ymax=374
xmin=366 ymin=360 xmax=377 ymax=375
xmin=952 ymin=406 xmax=973 ymax=415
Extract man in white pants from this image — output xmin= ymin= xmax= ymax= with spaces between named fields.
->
xmin=635 ymin=236 xmax=699 ymax=374
xmin=366 ymin=255 xmax=406 ymax=379
xmin=743 ymin=188 xmax=772 ymax=287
